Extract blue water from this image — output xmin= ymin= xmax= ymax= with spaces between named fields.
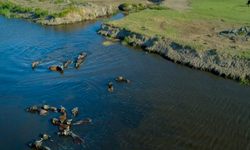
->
xmin=1 ymin=14 xmax=250 ymax=150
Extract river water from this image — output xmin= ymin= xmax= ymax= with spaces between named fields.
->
xmin=1 ymin=14 xmax=250 ymax=150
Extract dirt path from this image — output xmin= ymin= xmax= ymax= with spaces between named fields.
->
xmin=161 ymin=0 xmax=191 ymax=11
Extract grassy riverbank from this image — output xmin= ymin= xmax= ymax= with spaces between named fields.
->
xmin=0 ymin=0 xmax=154 ymax=24
xmin=106 ymin=0 xmax=250 ymax=59
xmin=0 ymin=1 xmax=80 ymax=19
xmin=0 ymin=0 xmax=118 ymax=25
xmin=0 ymin=0 xmax=151 ymax=18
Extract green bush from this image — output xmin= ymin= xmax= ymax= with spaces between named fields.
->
xmin=123 ymin=3 xmax=131 ymax=7
xmin=132 ymin=3 xmax=139 ymax=10
xmin=139 ymin=3 xmax=143 ymax=7
xmin=240 ymin=78 xmax=250 ymax=85
xmin=0 ymin=2 xmax=33 ymax=14
xmin=138 ymin=3 xmax=147 ymax=10
xmin=0 ymin=8 xmax=11 ymax=18
xmin=120 ymin=3 xmax=146 ymax=12
xmin=124 ymin=36 xmax=131 ymax=44
xmin=0 ymin=1 xmax=14 ymax=9
xmin=34 ymin=8 xmax=49 ymax=18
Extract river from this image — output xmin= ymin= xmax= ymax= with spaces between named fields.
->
xmin=0 ymin=14 xmax=250 ymax=150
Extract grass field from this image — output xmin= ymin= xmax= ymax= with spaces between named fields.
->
xmin=191 ymin=0 xmax=250 ymax=24
xmin=106 ymin=0 xmax=250 ymax=58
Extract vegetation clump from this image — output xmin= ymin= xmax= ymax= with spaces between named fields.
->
xmin=53 ymin=0 xmax=64 ymax=4
xmin=0 ymin=2 xmax=33 ymax=13
xmin=49 ymin=7 xmax=74 ymax=18
xmin=0 ymin=1 xmax=76 ymax=19
xmin=239 ymin=78 xmax=250 ymax=85
xmin=34 ymin=8 xmax=48 ymax=18
xmin=122 ymin=36 xmax=131 ymax=45
xmin=118 ymin=3 xmax=147 ymax=12
xmin=149 ymin=4 xmax=168 ymax=10
xmin=0 ymin=1 xmax=34 ymax=18
xmin=0 ymin=8 xmax=11 ymax=18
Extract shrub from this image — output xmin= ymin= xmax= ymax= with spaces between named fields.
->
xmin=0 ymin=8 xmax=11 ymax=18
xmin=123 ymin=3 xmax=131 ymax=7
xmin=124 ymin=36 xmax=131 ymax=44
xmin=34 ymin=8 xmax=49 ymax=18
xmin=120 ymin=3 xmax=146 ymax=12
xmin=0 ymin=1 xmax=34 ymax=19
xmin=132 ymin=3 xmax=139 ymax=10
xmin=138 ymin=3 xmax=147 ymax=10
xmin=240 ymin=78 xmax=250 ymax=85
xmin=1 ymin=1 xmax=15 ymax=9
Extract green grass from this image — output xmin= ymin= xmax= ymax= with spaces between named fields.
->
xmin=54 ymin=0 xmax=64 ymax=4
xmin=0 ymin=0 xmax=75 ymax=19
xmin=149 ymin=4 xmax=168 ymax=10
xmin=191 ymin=0 xmax=250 ymax=24
xmin=110 ymin=0 xmax=250 ymax=33
xmin=0 ymin=1 xmax=75 ymax=19
xmin=107 ymin=10 xmax=182 ymax=37
xmin=0 ymin=1 xmax=35 ymax=19
xmin=107 ymin=0 xmax=250 ymax=55
xmin=0 ymin=1 xmax=33 ymax=13
xmin=11 ymin=5 xmax=33 ymax=13
xmin=237 ymin=49 xmax=250 ymax=59
xmin=49 ymin=7 xmax=74 ymax=18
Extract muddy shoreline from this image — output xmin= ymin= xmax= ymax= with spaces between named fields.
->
xmin=98 ymin=24 xmax=250 ymax=83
